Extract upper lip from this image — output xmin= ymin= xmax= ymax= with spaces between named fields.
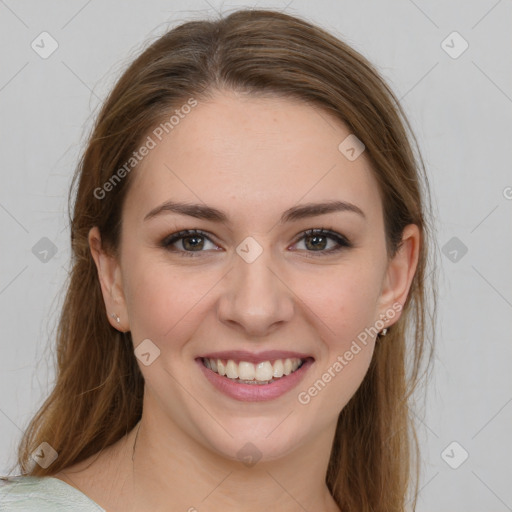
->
xmin=197 ymin=350 xmax=314 ymax=365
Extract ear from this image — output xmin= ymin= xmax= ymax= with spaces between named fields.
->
xmin=88 ymin=226 xmax=129 ymax=332
xmin=376 ymin=224 xmax=420 ymax=327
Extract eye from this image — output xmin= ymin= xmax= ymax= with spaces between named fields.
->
xmin=161 ymin=227 xmax=352 ymax=257
xmin=161 ymin=229 xmax=219 ymax=256
xmin=291 ymin=228 xmax=352 ymax=255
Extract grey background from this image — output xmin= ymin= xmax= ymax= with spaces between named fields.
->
xmin=1 ymin=1 xmax=511 ymax=511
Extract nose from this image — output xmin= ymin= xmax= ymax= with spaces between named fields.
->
xmin=216 ymin=248 xmax=295 ymax=337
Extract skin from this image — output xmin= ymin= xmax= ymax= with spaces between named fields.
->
xmin=54 ymin=90 xmax=419 ymax=512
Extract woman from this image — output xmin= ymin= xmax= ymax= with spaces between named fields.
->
xmin=1 ymin=8 xmax=436 ymax=512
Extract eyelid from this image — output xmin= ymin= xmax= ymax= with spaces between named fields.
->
xmin=161 ymin=229 xmax=220 ymax=255
xmin=161 ymin=227 xmax=352 ymax=256
xmin=291 ymin=228 xmax=351 ymax=246
xmin=289 ymin=228 xmax=352 ymax=255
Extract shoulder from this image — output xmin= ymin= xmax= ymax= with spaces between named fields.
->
xmin=0 ymin=475 xmax=105 ymax=511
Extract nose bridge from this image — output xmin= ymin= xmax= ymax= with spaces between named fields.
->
xmin=237 ymin=250 xmax=278 ymax=302
xmin=217 ymin=238 xmax=294 ymax=335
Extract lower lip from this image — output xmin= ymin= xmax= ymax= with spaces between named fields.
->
xmin=196 ymin=358 xmax=314 ymax=402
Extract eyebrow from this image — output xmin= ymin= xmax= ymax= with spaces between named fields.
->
xmin=143 ymin=199 xmax=366 ymax=223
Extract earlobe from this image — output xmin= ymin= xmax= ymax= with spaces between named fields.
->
xmin=377 ymin=224 xmax=420 ymax=328
xmin=88 ymin=226 xmax=129 ymax=332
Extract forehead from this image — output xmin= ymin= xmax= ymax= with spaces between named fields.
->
xmin=125 ymin=91 xmax=383 ymax=227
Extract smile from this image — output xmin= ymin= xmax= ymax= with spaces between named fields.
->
xmin=202 ymin=357 xmax=304 ymax=384
xmin=196 ymin=351 xmax=315 ymax=402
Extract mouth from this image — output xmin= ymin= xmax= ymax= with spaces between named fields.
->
xmin=200 ymin=356 xmax=308 ymax=385
xmin=195 ymin=351 xmax=315 ymax=402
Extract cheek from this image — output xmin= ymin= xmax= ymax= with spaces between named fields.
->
xmin=291 ymin=261 xmax=383 ymax=345
xmin=293 ymin=267 xmax=381 ymax=421
xmin=122 ymin=252 xmax=217 ymax=346
xmin=122 ymin=239 xmax=385 ymax=349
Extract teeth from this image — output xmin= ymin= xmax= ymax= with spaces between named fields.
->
xmin=283 ymin=358 xmax=292 ymax=375
xmin=273 ymin=359 xmax=284 ymax=378
xmin=225 ymin=360 xmax=238 ymax=379
xmin=203 ymin=357 xmax=304 ymax=383
xmin=238 ymin=361 xmax=255 ymax=380
xmin=255 ymin=361 xmax=273 ymax=381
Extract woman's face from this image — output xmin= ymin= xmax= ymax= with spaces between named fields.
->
xmin=91 ymin=90 xmax=418 ymax=462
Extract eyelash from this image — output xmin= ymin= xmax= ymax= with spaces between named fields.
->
xmin=160 ymin=228 xmax=352 ymax=258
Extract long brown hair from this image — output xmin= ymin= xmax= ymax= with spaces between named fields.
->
xmin=12 ymin=9 xmax=437 ymax=511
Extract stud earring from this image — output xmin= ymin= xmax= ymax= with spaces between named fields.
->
xmin=110 ymin=312 xmax=120 ymax=324
xmin=379 ymin=327 xmax=388 ymax=336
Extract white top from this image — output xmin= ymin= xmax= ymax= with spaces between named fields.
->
xmin=0 ymin=475 xmax=105 ymax=511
